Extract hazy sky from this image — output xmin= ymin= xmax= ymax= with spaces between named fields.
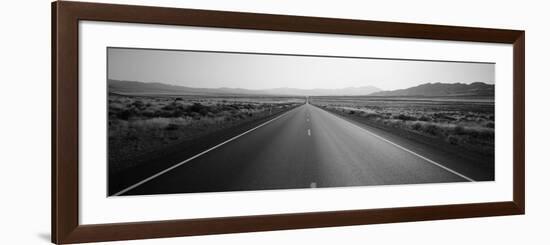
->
xmin=108 ymin=48 xmax=494 ymax=91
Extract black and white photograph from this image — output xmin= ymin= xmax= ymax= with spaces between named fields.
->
xmin=107 ymin=47 xmax=495 ymax=196
xmin=3 ymin=0 xmax=542 ymax=244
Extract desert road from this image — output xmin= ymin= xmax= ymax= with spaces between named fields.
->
xmin=116 ymin=103 xmax=493 ymax=196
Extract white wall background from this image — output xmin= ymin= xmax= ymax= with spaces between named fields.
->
xmin=0 ymin=0 xmax=546 ymax=244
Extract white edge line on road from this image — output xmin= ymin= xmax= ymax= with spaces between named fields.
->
xmin=363 ymin=129 xmax=475 ymax=182
xmin=320 ymin=108 xmax=475 ymax=182
xmin=112 ymin=108 xmax=298 ymax=196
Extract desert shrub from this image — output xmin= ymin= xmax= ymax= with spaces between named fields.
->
xmin=464 ymin=127 xmax=494 ymax=140
xmin=447 ymin=135 xmax=460 ymax=145
xmin=418 ymin=115 xmax=431 ymax=121
xmin=364 ymin=113 xmax=383 ymax=120
xmin=117 ymin=107 xmax=139 ymax=120
xmin=161 ymin=102 xmax=176 ymax=110
xmin=423 ymin=123 xmax=439 ymax=136
xmin=383 ymin=119 xmax=404 ymax=128
xmin=411 ymin=122 xmax=423 ymax=131
xmin=188 ymin=103 xmax=209 ymax=116
xmin=405 ymin=121 xmax=440 ymax=136
xmin=219 ymin=110 xmax=232 ymax=118
xmin=109 ymin=101 xmax=126 ymax=110
xmin=433 ymin=113 xmax=454 ymax=121
xmin=393 ymin=114 xmax=416 ymax=121
xmin=141 ymin=109 xmax=157 ymax=117
xmin=189 ymin=112 xmax=201 ymax=120
xmin=165 ymin=123 xmax=179 ymax=131
xmin=131 ymin=100 xmax=145 ymax=109
xmin=159 ymin=102 xmax=190 ymax=117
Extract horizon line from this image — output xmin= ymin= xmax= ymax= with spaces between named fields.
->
xmin=108 ymin=79 xmax=494 ymax=92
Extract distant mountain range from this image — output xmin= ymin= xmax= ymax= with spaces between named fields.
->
xmin=369 ymin=82 xmax=494 ymax=97
xmin=258 ymin=86 xmax=381 ymax=96
xmin=108 ymin=80 xmax=381 ymax=96
xmin=109 ymin=80 xmax=494 ymax=97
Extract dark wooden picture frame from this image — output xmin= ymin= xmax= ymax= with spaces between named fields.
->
xmin=52 ymin=1 xmax=525 ymax=244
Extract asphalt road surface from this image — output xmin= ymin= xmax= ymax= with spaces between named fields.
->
xmin=118 ymin=103 xmax=490 ymax=196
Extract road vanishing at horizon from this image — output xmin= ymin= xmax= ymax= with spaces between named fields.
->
xmin=116 ymin=102 xmax=493 ymax=196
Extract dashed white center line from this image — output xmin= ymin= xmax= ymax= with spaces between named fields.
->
xmin=310 ymin=182 xmax=317 ymax=188
xmin=307 ymin=129 xmax=311 ymax=136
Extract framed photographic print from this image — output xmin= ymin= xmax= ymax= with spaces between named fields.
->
xmin=52 ymin=1 xmax=525 ymax=244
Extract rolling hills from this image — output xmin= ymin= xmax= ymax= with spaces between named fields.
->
xmin=108 ymin=80 xmax=381 ymax=96
xmin=369 ymin=82 xmax=494 ymax=97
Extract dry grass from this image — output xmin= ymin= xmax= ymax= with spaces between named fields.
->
xmin=310 ymin=96 xmax=494 ymax=155
xmin=109 ymin=94 xmax=304 ymax=173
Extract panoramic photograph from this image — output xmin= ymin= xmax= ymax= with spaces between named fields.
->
xmin=107 ymin=47 xmax=495 ymax=196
